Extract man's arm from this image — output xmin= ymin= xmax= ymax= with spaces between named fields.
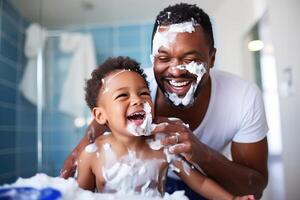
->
xmin=154 ymin=118 xmax=268 ymax=199
xmin=60 ymin=119 xmax=109 ymax=179
xmin=190 ymin=138 xmax=268 ymax=198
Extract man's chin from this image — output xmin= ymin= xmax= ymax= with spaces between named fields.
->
xmin=164 ymin=92 xmax=195 ymax=109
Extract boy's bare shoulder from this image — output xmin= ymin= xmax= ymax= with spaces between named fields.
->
xmin=79 ymin=133 xmax=113 ymax=158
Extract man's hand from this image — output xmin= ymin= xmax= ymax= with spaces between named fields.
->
xmin=152 ymin=117 xmax=199 ymax=163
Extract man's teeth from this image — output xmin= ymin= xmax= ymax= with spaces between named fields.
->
xmin=169 ymin=80 xmax=190 ymax=87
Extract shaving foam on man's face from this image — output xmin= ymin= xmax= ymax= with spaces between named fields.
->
xmin=151 ymin=21 xmax=209 ymax=107
xmin=127 ymin=101 xmax=153 ymax=136
xmin=166 ymin=61 xmax=207 ymax=106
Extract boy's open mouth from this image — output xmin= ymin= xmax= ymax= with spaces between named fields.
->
xmin=127 ymin=111 xmax=146 ymax=126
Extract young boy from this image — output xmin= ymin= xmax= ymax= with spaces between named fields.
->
xmin=77 ymin=56 xmax=254 ymax=200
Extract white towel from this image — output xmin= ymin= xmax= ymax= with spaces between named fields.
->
xmin=58 ymin=33 xmax=96 ymax=119
xmin=19 ymin=23 xmax=48 ymax=105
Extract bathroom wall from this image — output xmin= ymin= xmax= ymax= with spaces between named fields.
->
xmin=0 ymin=0 xmax=154 ymax=181
xmin=0 ymin=0 xmax=37 ymax=184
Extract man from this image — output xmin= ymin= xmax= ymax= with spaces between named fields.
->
xmin=61 ymin=3 xmax=268 ymax=199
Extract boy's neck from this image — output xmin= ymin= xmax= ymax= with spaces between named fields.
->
xmin=111 ymin=131 xmax=145 ymax=152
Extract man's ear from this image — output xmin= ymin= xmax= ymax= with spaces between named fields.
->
xmin=92 ymin=107 xmax=107 ymax=125
xmin=209 ymin=47 xmax=217 ymax=68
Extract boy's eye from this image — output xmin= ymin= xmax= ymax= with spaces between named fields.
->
xmin=140 ymin=91 xmax=150 ymax=96
xmin=115 ymin=93 xmax=128 ymax=100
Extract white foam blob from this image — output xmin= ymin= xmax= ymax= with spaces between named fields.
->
xmin=101 ymin=144 xmax=165 ymax=197
xmin=166 ymin=62 xmax=207 ymax=107
xmin=103 ymin=131 xmax=112 ymax=135
xmin=0 ymin=173 xmax=189 ymax=200
xmin=167 ymin=117 xmax=180 ymax=121
xmin=146 ymin=133 xmax=166 ymax=150
xmin=127 ymin=102 xmax=153 ymax=136
xmin=151 ymin=21 xmax=196 ymax=60
xmin=84 ymin=143 xmax=98 ymax=153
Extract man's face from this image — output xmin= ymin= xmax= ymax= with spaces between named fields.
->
xmin=95 ymin=71 xmax=154 ymax=136
xmin=152 ymin=25 xmax=216 ymax=108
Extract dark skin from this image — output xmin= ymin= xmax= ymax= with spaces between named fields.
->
xmin=61 ymin=26 xmax=268 ymax=199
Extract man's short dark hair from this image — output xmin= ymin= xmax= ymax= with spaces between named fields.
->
xmin=151 ymin=3 xmax=214 ymax=49
xmin=85 ymin=56 xmax=148 ymax=110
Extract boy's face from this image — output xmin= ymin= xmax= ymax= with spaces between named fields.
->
xmin=93 ymin=70 xmax=153 ymax=136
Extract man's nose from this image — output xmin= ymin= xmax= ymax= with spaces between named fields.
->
xmin=169 ymin=59 xmax=187 ymax=76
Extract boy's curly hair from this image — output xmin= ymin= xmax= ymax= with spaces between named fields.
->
xmin=85 ymin=56 xmax=148 ymax=110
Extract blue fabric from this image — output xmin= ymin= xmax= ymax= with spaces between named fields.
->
xmin=166 ymin=177 xmax=207 ymax=200
xmin=0 ymin=187 xmax=61 ymax=200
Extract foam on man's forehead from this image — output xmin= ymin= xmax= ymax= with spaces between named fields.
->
xmin=151 ymin=21 xmax=199 ymax=63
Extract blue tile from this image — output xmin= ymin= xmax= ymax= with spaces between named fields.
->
xmin=90 ymin=27 xmax=114 ymax=52
xmin=16 ymin=131 xmax=37 ymax=147
xmin=0 ymin=59 xmax=17 ymax=83
xmin=16 ymin=152 xmax=37 ymax=178
xmin=0 ymin=130 xmax=16 ymax=149
xmin=97 ymin=52 xmax=113 ymax=64
xmin=118 ymin=50 xmax=142 ymax=63
xmin=2 ymin=0 xmax=21 ymax=24
xmin=0 ymin=35 xmax=18 ymax=63
xmin=0 ymin=84 xmax=17 ymax=104
xmin=0 ymin=175 xmax=17 ymax=185
xmin=1 ymin=12 xmax=19 ymax=43
xmin=17 ymin=92 xmax=38 ymax=108
xmin=0 ymin=106 xmax=16 ymax=126
xmin=0 ymin=154 xmax=16 ymax=174
xmin=118 ymin=25 xmax=141 ymax=48
xmin=16 ymin=109 xmax=36 ymax=129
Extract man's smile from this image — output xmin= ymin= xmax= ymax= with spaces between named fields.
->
xmin=164 ymin=77 xmax=195 ymax=96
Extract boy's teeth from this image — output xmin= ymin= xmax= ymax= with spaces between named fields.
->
xmin=169 ymin=80 xmax=190 ymax=87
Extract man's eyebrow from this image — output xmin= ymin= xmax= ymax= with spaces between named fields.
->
xmin=182 ymin=50 xmax=203 ymax=57
xmin=157 ymin=49 xmax=169 ymax=54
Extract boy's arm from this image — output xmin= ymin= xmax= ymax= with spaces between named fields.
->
xmin=76 ymin=150 xmax=96 ymax=191
xmin=60 ymin=119 xmax=109 ymax=178
xmin=172 ymin=159 xmax=254 ymax=200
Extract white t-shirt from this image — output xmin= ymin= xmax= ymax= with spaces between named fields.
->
xmin=145 ymin=67 xmax=268 ymax=168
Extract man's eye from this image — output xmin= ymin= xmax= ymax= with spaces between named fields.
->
xmin=115 ymin=93 xmax=127 ymax=100
xmin=157 ymin=56 xmax=170 ymax=62
xmin=183 ymin=59 xmax=195 ymax=64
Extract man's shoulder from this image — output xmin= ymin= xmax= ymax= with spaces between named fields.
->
xmin=211 ymin=69 xmax=260 ymax=94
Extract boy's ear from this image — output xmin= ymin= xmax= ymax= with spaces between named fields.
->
xmin=92 ymin=107 xmax=107 ymax=125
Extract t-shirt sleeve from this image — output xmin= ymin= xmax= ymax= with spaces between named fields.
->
xmin=233 ymin=83 xmax=269 ymax=143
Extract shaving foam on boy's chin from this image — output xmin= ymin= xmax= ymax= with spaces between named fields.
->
xmin=127 ymin=102 xmax=153 ymax=136
xmin=166 ymin=61 xmax=207 ymax=107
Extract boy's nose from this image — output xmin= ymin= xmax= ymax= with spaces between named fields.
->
xmin=130 ymin=95 xmax=144 ymax=106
